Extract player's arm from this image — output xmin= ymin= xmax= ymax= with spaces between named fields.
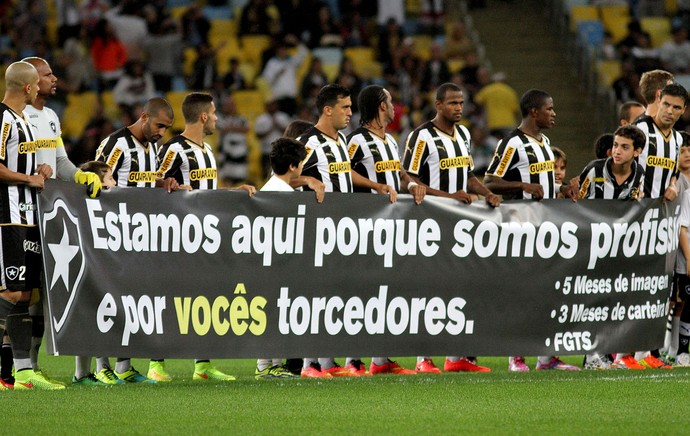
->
xmin=156 ymin=145 xmax=183 ymax=192
xmin=401 ymin=169 xmax=425 ymax=204
xmin=289 ymin=175 xmax=325 ymax=203
xmin=664 ymin=175 xmax=678 ymax=201
xmin=0 ymin=163 xmax=44 ymax=189
xmin=467 ymin=174 xmax=500 ymax=207
xmin=351 ymin=170 xmax=396 ymax=203
xmin=55 ymin=137 xmax=78 ymax=181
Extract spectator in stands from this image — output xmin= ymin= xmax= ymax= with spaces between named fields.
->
xmin=459 ymin=51 xmax=482 ymax=95
xmin=217 ymin=95 xmax=250 ymax=187
xmin=113 ymin=60 xmax=157 ymax=117
xmin=306 ymin=4 xmax=343 ymax=48
xmin=612 ymin=62 xmax=643 ymax=104
xmin=335 ymin=57 xmax=363 ymax=111
xmin=445 ymin=22 xmax=475 ymax=62
xmin=378 ymin=17 xmax=404 ymax=68
xmin=14 ymin=0 xmax=46 ymax=58
xmin=181 ymin=2 xmax=210 ymax=47
xmin=340 ymin=10 xmax=371 ymax=47
xmin=79 ymin=0 xmax=109 ymax=32
xmin=255 ymin=99 xmax=291 ymax=180
xmin=90 ymin=18 xmax=128 ymax=91
xmin=261 ymin=34 xmax=308 ymax=116
xmin=187 ymin=42 xmax=217 ymax=91
xmin=71 ymin=100 xmax=115 ymax=166
xmin=238 ymin=0 xmax=281 ymax=36
xmin=470 ymin=125 xmax=499 ymax=176
xmin=104 ymin=1 xmax=149 ymax=61
xmin=420 ymin=41 xmax=451 ymax=92
xmin=617 ymin=20 xmax=651 ymax=62
xmin=144 ymin=20 xmax=182 ymax=93
xmin=660 ymin=25 xmax=690 ymax=74
xmin=58 ymin=26 xmax=96 ymax=94
xmin=474 ymin=71 xmax=519 ymax=140
xmin=56 ymin=0 xmax=82 ymax=47
xmin=301 ymin=57 xmax=329 ymax=104
xmin=223 ymin=58 xmax=247 ymax=91
xmin=630 ymin=33 xmax=661 ymax=74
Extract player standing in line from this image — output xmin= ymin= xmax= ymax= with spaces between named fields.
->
xmin=0 ymin=61 xmax=63 ymax=390
xmin=21 ymin=57 xmax=103 ymax=386
xmin=155 ymin=92 xmax=255 ymax=382
xmin=296 ymin=84 xmax=397 ymax=377
xmin=484 ymin=88 xmax=580 ymax=372
xmin=619 ymin=101 xmax=646 ymax=126
xmin=90 ymin=97 xmax=177 ymax=384
xmin=341 ymin=85 xmax=424 ymax=376
xmin=617 ymin=83 xmax=688 ymax=370
xmin=402 ymin=82 xmax=500 ymax=374
xmin=638 ymin=70 xmax=674 ymax=120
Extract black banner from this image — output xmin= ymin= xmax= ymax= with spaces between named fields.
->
xmin=38 ymin=180 xmax=677 ymax=358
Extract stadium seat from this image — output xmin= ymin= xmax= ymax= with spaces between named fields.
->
xmin=577 ymin=20 xmax=605 ymax=51
xmin=210 ymin=19 xmax=237 ymax=40
xmin=569 ymin=5 xmax=599 ymax=32
xmin=238 ymin=61 xmax=258 ymax=87
xmin=62 ymin=92 xmax=99 ymax=141
xmin=312 ymin=47 xmax=343 ymax=82
xmin=640 ymin=16 xmax=672 ymax=47
xmin=232 ymin=89 xmax=266 ymax=119
xmin=214 ymin=36 xmax=242 ymax=76
xmin=165 ymin=91 xmax=188 ymax=133
xmin=343 ymin=46 xmax=375 ymax=77
xmin=411 ymin=35 xmax=434 ymax=61
xmin=448 ymin=59 xmax=465 ymax=74
xmin=599 ymin=4 xmax=630 ymax=42
xmin=596 ymin=59 xmax=622 ymax=87
xmin=100 ymin=91 xmax=121 ymax=120
xmin=665 ymin=0 xmax=678 ymax=15
xmin=183 ymin=47 xmax=197 ymax=77
xmin=203 ymin=5 xmax=232 ymax=20
xmin=240 ymin=35 xmax=273 ymax=68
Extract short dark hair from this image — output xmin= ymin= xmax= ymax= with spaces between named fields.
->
xmin=358 ymin=85 xmax=387 ymax=126
xmin=270 ymin=137 xmax=307 ymax=175
xmin=182 ymin=92 xmax=214 ymax=123
xmin=639 ymin=70 xmax=674 ymax=104
xmin=316 ymin=84 xmax=350 ymax=114
xmin=144 ymin=97 xmax=174 ymax=119
xmin=551 ymin=146 xmax=566 ymax=165
xmin=681 ymin=131 xmax=690 ymax=148
xmin=618 ymin=101 xmax=644 ymax=123
xmin=660 ymin=83 xmax=689 ymax=106
xmin=614 ymin=124 xmax=646 ymax=150
xmin=520 ymin=89 xmax=551 ymax=117
xmin=283 ymin=120 xmax=313 ymax=139
xmin=435 ymin=82 xmax=462 ymax=102
xmin=593 ymin=133 xmax=614 ymax=159
xmin=80 ymin=160 xmax=111 ymax=182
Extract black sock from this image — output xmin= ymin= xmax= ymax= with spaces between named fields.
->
xmin=1 ymin=341 xmax=12 ymax=381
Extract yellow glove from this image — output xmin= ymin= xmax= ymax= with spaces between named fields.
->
xmin=74 ymin=170 xmax=102 ymax=198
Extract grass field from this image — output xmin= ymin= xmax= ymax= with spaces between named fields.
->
xmin=3 ymin=354 xmax=689 ymax=434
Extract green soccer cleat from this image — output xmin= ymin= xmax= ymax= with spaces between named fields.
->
xmin=147 ymin=361 xmax=172 ymax=382
xmin=115 ymin=367 xmax=156 ymax=383
xmin=72 ymin=373 xmax=108 ymax=386
xmin=35 ymin=368 xmax=66 ymax=387
xmin=193 ymin=362 xmax=236 ymax=381
xmin=255 ymin=364 xmax=300 ymax=380
xmin=95 ymin=368 xmax=125 ymax=385
xmin=14 ymin=369 xmax=66 ymax=390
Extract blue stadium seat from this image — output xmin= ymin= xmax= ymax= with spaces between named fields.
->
xmin=578 ymin=20 xmax=605 ymax=49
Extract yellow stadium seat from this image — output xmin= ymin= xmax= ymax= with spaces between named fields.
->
xmin=343 ymin=46 xmax=375 ymax=77
xmin=322 ymin=64 xmax=339 ymax=82
xmin=214 ymin=36 xmax=242 ymax=76
xmin=599 ymin=4 xmax=630 ymax=42
xmin=62 ymin=92 xmax=99 ymax=141
xmin=232 ymin=89 xmax=266 ymax=119
xmin=665 ymin=0 xmax=678 ymax=15
xmin=183 ymin=47 xmax=197 ymax=77
xmin=570 ymin=5 xmax=599 ymax=32
xmin=165 ymin=91 xmax=188 ymax=133
xmin=597 ymin=59 xmax=622 ymax=87
xmin=448 ymin=59 xmax=465 ymax=74
xmin=170 ymin=6 xmax=187 ymax=19
xmin=99 ymin=91 xmax=121 ymax=120
xmin=411 ymin=35 xmax=434 ymax=62
xmin=237 ymin=61 xmax=258 ymax=87
xmin=240 ymin=35 xmax=273 ymax=68
xmin=210 ymin=19 xmax=237 ymax=39
xmin=640 ymin=16 xmax=672 ymax=48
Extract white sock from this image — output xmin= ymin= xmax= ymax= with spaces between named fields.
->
xmin=318 ymin=358 xmax=336 ymax=369
xmin=670 ymin=316 xmax=681 ymax=357
xmin=302 ymin=358 xmax=317 ymax=369
xmin=272 ymin=358 xmax=282 ymax=367
xmin=96 ymin=357 xmax=111 ymax=372
xmin=115 ymin=358 xmax=131 ymax=374
xmin=257 ymin=359 xmax=272 ymax=371
xmin=447 ymin=356 xmax=462 ymax=362
xmin=372 ymin=357 xmax=388 ymax=366
xmin=74 ymin=356 xmax=92 ymax=379
xmin=345 ymin=357 xmax=360 ymax=365
xmin=634 ymin=351 xmax=648 ymax=360
xmin=417 ymin=356 xmax=430 ymax=363
xmin=537 ymin=356 xmax=552 ymax=364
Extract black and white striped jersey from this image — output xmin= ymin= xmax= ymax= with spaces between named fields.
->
xmin=402 ymin=121 xmax=474 ymax=194
xmin=347 ymin=127 xmax=401 ymax=193
xmin=157 ymin=134 xmax=217 ymax=190
xmin=95 ymin=127 xmax=159 ymax=188
xmin=578 ymin=157 xmax=644 ymax=200
xmin=297 ymin=127 xmax=352 ymax=193
xmin=0 ymin=103 xmax=38 ymax=225
xmin=634 ymin=115 xmax=681 ymax=199
xmin=485 ymin=128 xmax=556 ymax=200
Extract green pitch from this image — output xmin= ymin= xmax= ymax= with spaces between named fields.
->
xmin=3 ymin=355 xmax=689 ymax=434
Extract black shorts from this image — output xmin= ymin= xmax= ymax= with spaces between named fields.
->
xmin=0 ymin=225 xmax=41 ymax=292
xmin=672 ymin=272 xmax=690 ymax=303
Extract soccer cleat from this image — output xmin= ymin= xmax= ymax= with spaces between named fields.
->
xmin=444 ymin=358 xmax=491 ymax=372
xmin=300 ymin=363 xmax=333 ymax=378
xmin=344 ymin=360 xmax=372 ymax=376
xmin=95 ymin=368 xmax=126 ymax=384
xmin=193 ymin=362 xmax=236 ymax=381
xmin=115 ymin=366 xmax=156 ymax=383
xmin=35 ymin=369 xmax=66 ymax=387
xmin=147 ymin=361 xmax=172 ymax=382
xmin=613 ymin=355 xmax=646 ymax=370
xmin=14 ymin=369 xmax=66 ymax=390
xmin=255 ymin=365 xmax=300 ymax=380
xmin=415 ymin=358 xmax=442 ymax=374
xmin=536 ymin=357 xmax=580 ymax=371
xmin=0 ymin=378 xmax=12 ymax=390
xmin=322 ymin=364 xmax=353 ymax=377
xmin=369 ymin=359 xmax=416 ymax=375
xmin=508 ymin=356 xmax=529 ymax=372
xmin=675 ymin=353 xmax=690 ymax=367
xmin=583 ymin=354 xmax=613 ymax=370
xmin=72 ymin=373 xmax=107 ymax=386
xmin=639 ymin=355 xmax=672 ymax=369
